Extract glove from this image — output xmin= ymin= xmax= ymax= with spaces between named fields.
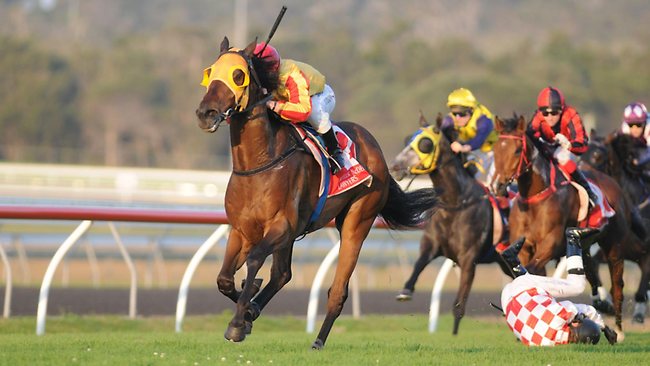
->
xmin=602 ymin=325 xmax=618 ymax=345
xmin=554 ymin=134 xmax=571 ymax=150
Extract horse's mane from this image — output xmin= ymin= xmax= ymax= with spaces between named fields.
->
xmin=250 ymin=55 xmax=280 ymax=94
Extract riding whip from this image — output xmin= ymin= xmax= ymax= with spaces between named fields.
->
xmin=255 ymin=5 xmax=287 ymax=57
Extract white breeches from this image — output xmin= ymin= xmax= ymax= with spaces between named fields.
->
xmin=308 ymin=84 xmax=336 ymax=134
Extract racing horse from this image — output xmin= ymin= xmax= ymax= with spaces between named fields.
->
xmin=389 ymin=113 xmax=511 ymax=334
xmin=492 ymin=115 xmax=637 ymax=336
xmin=195 ymin=37 xmax=439 ymax=349
xmin=582 ymin=131 xmax=650 ymax=323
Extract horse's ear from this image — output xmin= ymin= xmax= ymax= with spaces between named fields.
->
xmin=435 ymin=112 xmax=443 ymax=128
xmin=243 ymin=37 xmax=258 ymax=58
xmin=590 ymin=128 xmax=598 ymax=139
xmin=418 ymin=109 xmax=430 ymax=127
xmin=220 ymin=37 xmax=230 ymax=53
xmin=494 ymin=115 xmax=504 ymax=132
xmin=516 ymin=115 xmax=527 ymax=132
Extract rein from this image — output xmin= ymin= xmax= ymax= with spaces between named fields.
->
xmin=499 ymin=133 xmax=565 ymax=204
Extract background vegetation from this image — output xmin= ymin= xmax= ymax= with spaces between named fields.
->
xmin=1 ymin=0 xmax=649 ymax=169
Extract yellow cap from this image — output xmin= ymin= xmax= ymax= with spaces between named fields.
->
xmin=447 ymin=88 xmax=477 ymax=109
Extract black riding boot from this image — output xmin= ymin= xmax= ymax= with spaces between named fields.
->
xmin=565 ymin=227 xmax=599 ymax=275
xmin=570 ymin=170 xmax=598 ymax=207
xmin=500 ymin=236 xmax=527 ymax=278
xmin=322 ymin=128 xmax=346 ymax=174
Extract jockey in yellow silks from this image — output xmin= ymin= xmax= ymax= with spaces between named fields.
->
xmin=440 ymin=88 xmax=498 ymax=188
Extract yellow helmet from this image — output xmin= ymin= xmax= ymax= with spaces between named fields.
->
xmin=447 ymin=88 xmax=478 ymax=109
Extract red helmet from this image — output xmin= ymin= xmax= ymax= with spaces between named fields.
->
xmin=254 ymin=43 xmax=280 ymax=72
xmin=536 ymin=86 xmax=565 ymax=111
xmin=623 ymin=102 xmax=648 ymax=125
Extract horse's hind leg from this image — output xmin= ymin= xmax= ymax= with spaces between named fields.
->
xmin=217 ymin=230 xmax=247 ymax=303
xmin=244 ymin=243 xmax=295 ymax=326
xmin=396 ymin=234 xmax=436 ymax=301
xmin=632 ymin=254 xmax=650 ymax=323
xmin=605 ymin=248 xmax=625 ymax=336
xmin=312 ymin=215 xmax=374 ymax=350
xmin=582 ymin=247 xmax=615 ymax=314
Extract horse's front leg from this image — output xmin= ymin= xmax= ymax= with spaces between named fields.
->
xmin=224 ymin=224 xmax=291 ymax=342
xmin=244 ymin=243 xmax=296 ymax=326
xmin=217 ymin=230 xmax=247 ymax=303
xmin=452 ymin=258 xmax=477 ymax=335
xmin=397 ymin=234 xmax=437 ymax=301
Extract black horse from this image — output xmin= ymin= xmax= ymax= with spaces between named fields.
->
xmin=389 ymin=113 xmax=511 ymax=334
xmin=582 ymin=131 xmax=650 ymax=323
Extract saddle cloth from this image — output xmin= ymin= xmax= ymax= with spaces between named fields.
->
xmin=292 ymin=125 xmax=372 ymax=197
xmin=574 ymin=180 xmax=615 ymax=229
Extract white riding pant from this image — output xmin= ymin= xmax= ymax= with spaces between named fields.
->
xmin=467 ymin=150 xmax=495 ymax=187
xmin=308 ymin=84 xmax=336 ymax=134
xmin=500 ymin=255 xmax=604 ymax=327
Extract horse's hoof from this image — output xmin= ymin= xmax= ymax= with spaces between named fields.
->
xmin=593 ymin=299 xmax=615 ymax=315
xmin=224 ymin=324 xmax=247 ymax=342
xmin=311 ymin=339 xmax=324 ymax=350
xmin=632 ymin=313 xmax=645 ymax=324
xmin=396 ymin=289 xmax=413 ymax=302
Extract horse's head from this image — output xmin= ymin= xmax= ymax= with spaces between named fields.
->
xmin=389 ymin=112 xmax=446 ymax=180
xmin=493 ymin=114 xmax=531 ymax=195
xmin=195 ymin=37 xmax=261 ymax=133
xmin=581 ymin=129 xmax=608 ymax=173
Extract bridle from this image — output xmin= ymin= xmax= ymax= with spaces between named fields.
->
xmin=498 ymin=132 xmax=531 ymax=185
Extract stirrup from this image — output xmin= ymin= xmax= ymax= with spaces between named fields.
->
xmin=328 ymin=150 xmax=345 ymax=174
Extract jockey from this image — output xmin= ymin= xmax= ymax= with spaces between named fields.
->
xmin=440 ymin=88 xmax=498 ymax=186
xmin=528 ymin=86 xmax=598 ymax=206
xmin=619 ymin=102 xmax=650 ymax=171
xmin=254 ymin=42 xmax=346 ymax=174
xmin=499 ymin=229 xmax=618 ymax=346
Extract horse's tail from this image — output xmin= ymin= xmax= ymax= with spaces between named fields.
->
xmin=380 ymin=177 xmax=439 ymax=229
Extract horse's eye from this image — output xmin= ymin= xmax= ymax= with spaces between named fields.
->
xmin=232 ymin=69 xmax=246 ymax=86
xmin=418 ymin=138 xmax=434 ymax=154
xmin=514 ymin=147 xmax=522 ymax=154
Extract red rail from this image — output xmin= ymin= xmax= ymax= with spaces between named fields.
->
xmin=0 ymin=205 xmax=388 ymax=228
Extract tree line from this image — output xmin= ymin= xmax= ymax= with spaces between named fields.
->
xmin=1 ymin=5 xmax=648 ymax=169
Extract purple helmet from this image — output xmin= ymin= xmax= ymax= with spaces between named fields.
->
xmin=623 ymin=102 xmax=648 ymax=125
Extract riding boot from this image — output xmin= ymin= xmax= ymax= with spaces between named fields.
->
xmin=565 ymin=227 xmax=599 ymax=275
xmin=500 ymin=236 xmax=527 ymax=278
xmin=322 ymin=128 xmax=346 ymax=174
xmin=570 ymin=170 xmax=598 ymax=208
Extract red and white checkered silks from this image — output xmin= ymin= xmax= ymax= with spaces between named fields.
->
xmin=505 ymin=287 xmax=575 ymax=346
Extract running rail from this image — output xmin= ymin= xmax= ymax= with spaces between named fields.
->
xmin=0 ymin=205 xmax=228 ymax=335
xmin=0 ymin=205 xmax=477 ymax=335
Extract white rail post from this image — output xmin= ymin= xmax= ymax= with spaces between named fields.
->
xmin=175 ymin=225 xmax=230 ymax=332
xmin=428 ymin=258 xmax=455 ymax=333
xmin=108 ymin=222 xmax=138 ymax=319
xmin=36 ymin=220 xmax=93 ymax=335
xmin=0 ymin=242 xmax=12 ymax=318
xmin=306 ymin=240 xmax=340 ymax=333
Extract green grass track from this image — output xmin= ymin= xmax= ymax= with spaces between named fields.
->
xmin=1 ymin=312 xmax=648 ymax=365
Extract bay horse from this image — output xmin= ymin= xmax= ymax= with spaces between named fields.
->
xmin=492 ymin=115 xmax=637 ymax=337
xmin=195 ymin=37 xmax=439 ymax=349
xmin=582 ymin=131 xmax=650 ymax=323
xmin=389 ymin=113 xmax=511 ymax=334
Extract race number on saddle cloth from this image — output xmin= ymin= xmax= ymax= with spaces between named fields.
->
xmin=292 ymin=124 xmax=372 ymax=197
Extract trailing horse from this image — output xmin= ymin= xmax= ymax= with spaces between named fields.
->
xmin=389 ymin=113 xmax=511 ymax=334
xmin=492 ymin=115 xmax=639 ymax=338
xmin=195 ymin=37 xmax=439 ymax=349
xmin=582 ymin=131 xmax=650 ymax=323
